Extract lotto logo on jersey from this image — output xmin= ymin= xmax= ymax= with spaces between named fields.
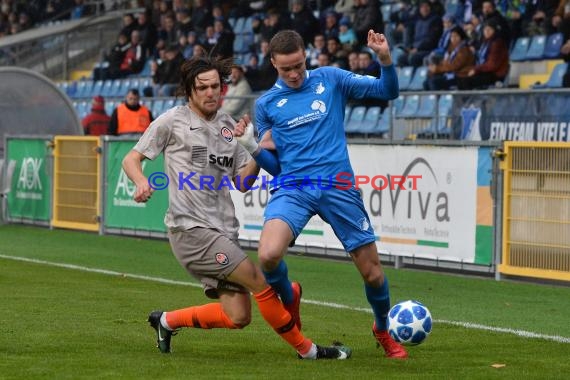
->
xmin=220 ymin=127 xmax=233 ymax=142
xmin=215 ymin=253 xmax=229 ymax=265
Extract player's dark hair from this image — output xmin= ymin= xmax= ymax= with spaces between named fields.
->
xmin=177 ymin=55 xmax=232 ymax=100
xmin=269 ymin=30 xmax=305 ymax=58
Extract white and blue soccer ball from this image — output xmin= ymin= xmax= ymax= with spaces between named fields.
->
xmin=387 ymin=300 xmax=432 ymax=345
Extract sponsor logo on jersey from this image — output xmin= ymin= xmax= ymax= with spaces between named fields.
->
xmin=313 ymin=82 xmax=325 ymax=94
xmin=215 ymin=253 xmax=229 ymax=265
xmin=276 ymin=98 xmax=288 ymax=107
xmin=209 ymin=154 xmax=234 ymax=168
xmin=220 ymin=127 xmax=233 ymax=142
xmin=311 ymin=100 xmax=327 ymax=113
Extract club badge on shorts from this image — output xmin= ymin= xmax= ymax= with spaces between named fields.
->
xmin=220 ymin=127 xmax=233 ymax=142
xmin=215 ymin=252 xmax=229 ymax=265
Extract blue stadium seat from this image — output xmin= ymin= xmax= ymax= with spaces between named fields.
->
xmin=105 ymin=100 xmax=116 ymax=116
xmin=399 ymin=95 xmax=420 ymax=117
xmin=526 ymin=35 xmax=547 ymax=60
xmin=151 ymin=99 xmax=165 ymax=116
xmin=533 ymin=63 xmax=568 ymax=88
xmin=374 ymin=110 xmax=391 ymax=136
xmin=358 ymin=106 xmax=382 ymax=133
xmin=344 ymin=106 xmax=366 ymax=133
xmin=416 ymin=94 xmax=437 ymax=117
xmin=90 ymin=80 xmax=104 ymax=97
xmin=419 ymin=94 xmax=454 ymax=136
xmin=163 ymin=98 xmax=176 ymax=113
xmin=544 ymin=33 xmax=563 ymax=59
xmin=510 ymin=37 xmax=529 ymax=62
xmin=139 ymin=59 xmax=152 ymax=77
xmin=407 ymin=66 xmax=428 ymax=91
xmin=100 ymin=80 xmax=114 ymax=97
xmin=233 ymin=35 xmax=248 ymax=54
xmin=109 ymin=79 xmax=123 ymax=97
xmin=381 ymin=4 xmax=391 ymax=23
xmin=398 ymin=66 xmax=414 ymax=91
xmin=228 ymin=17 xmax=237 ymax=29
xmin=243 ymin=16 xmax=254 ymax=33
xmin=392 ymin=95 xmax=405 ymax=117
xmin=138 ymin=77 xmax=152 ymax=95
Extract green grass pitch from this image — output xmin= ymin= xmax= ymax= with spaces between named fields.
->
xmin=1 ymin=224 xmax=569 ymax=379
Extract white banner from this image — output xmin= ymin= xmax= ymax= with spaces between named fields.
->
xmin=231 ymin=145 xmax=479 ymax=262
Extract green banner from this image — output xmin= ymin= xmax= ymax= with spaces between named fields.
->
xmin=6 ymin=138 xmax=51 ymax=221
xmin=104 ymin=140 xmax=168 ymax=232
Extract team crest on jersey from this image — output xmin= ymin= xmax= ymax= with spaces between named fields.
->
xmin=276 ymin=98 xmax=288 ymax=107
xmin=311 ymin=100 xmax=327 ymax=113
xmin=215 ymin=253 xmax=229 ymax=265
xmin=313 ymin=82 xmax=325 ymax=94
xmin=220 ymin=127 xmax=233 ymax=142
xmin=358 ymin=217 xmax=370 ymax=231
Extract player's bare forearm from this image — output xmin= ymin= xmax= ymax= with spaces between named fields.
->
xmin=122 ymin=150 xmax=153 ymax=202
xmin=234 ymin=159 xmax=261 ymax=192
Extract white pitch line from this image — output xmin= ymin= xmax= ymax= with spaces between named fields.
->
xmin=1 ymin=254 xmax=569 ymax=344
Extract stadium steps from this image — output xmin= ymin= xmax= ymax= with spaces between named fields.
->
xmin=518 ymin=59 xmax=564 ymax=89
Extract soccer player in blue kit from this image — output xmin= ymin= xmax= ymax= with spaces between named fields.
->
xmin=235 ymin=29 xmax=408 ymax=359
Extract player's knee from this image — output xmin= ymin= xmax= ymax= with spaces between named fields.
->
xmin=362 ymin=270 xmax=385 ymax=287
xmin=229 ymin=314 xmax=251 ymax=329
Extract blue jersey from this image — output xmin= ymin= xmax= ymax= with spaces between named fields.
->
xmin=255 ymin=65 xmax=398 ymax=185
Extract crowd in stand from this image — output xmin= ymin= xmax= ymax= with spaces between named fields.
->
xmin=5 ymin=0 xmax=570 ymax=103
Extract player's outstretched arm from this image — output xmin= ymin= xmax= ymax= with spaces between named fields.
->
xmin=122 ymin=150 xmax=153 ymax=203
xmin=367 ymin=30 xmax=392 ymax=66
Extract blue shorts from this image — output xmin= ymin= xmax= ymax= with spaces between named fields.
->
xmin=264 ymin=185 xmax=376 ymax=253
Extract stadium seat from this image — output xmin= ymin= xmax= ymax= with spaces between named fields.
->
xmin=392 ymin=95 xmax=405 ymax=117
xmin=418 ymin=94 xmax=454 ymax=137
xmin=381 ymin=4 xmax=391 ymax=23
xmin=399 ymin=95 xmax=420 ymax=117
xmin=105 ymin=100 xmax=116 ymax=116
xmin=374 ymin=110 xmax=391 ymax=136
xmin=344 ymin=105 xmax=366 ymax=133
xmin=526 ymin=35 xmax=547 ymax=60
xmin=398 ymin=66 xmax=414 ymax=91
xmin=358 ymin=106 xmax=382 ymax=133
xmin=151 ymin=99 xmax=165 ymax=117
xmin=416 ymin=94 xmax=437 ymax=117
xmin=407 ymin=66 xmax=428 ymax=91
xmin=100 ymin=80 xmax=113 ymax=97
xmin=533 ymin=62 xmax=568 ymax=88
xmin=510 ymin=37 xmax=529 ymax=62
xmin=91 ymin=80 xmax=104 ymax=98
xmin=164 ymin=98 xmax=176 ymax=113
xmin=109 ymin=79 xmax=123 ymax=97
xmin=544 ymin=33 xmax=563 ymax=59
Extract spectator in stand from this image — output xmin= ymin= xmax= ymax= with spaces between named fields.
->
xmin=397 ymin=0 xmax=443 ymax=67
xmin=137 ymin=9 xmax=159 ymax=58
xmin=322 ymin=10 xmax=340 ymax=40
xmin=255 ymin=9 xmax=289 ymax=43
xmin=290 ymin=0 xmax=319 ymax=46
xmin=157 ymin=12 xmax=179 ymax=49
xmin=109 ymin=89 xmax=153 ymax=136
xmin=190 ymin=0 xmax=212 ymax=35
xmin=244 ymin=39 xmax=278 ymax=91
xmin=560 ymin=8 xmax=570 ymax=86
xmin=70 ymin=0 xmax=88 ymax=20
xmin=338 ymin=17 xmax=358 ymax=48
xmin=317 ymin=51 xmax=332 ymax=67
xmin=352 ymin=0 xmax=384 ymax=47
xmin=306 ymin=34 xmax=327 ymax=69
xmin=82 ymin=96 xmax=111 ymax=136
xmin=480 ymin=0 xmax=510 ymax=45
xmin=93 ymin=31 xmax=130 ymax=80
xmin=525 ymin=0 xmax=560 ymax=36
xmin=457 ymin=20 xmax=509 ymax=90
xmin=221 ymin=65 xmax=253 ymax=121
xmin=118 ymin=29 xmax=147 ymax=77
xmin=179 ymin=31 xmax=197 ymax=59
xmin=428 ymin=13 xmax=457 ymax=63
xmin=424 ymin=26 xmax=475 ymax=90
xmin=347 ymin=50 xmax=360 ymax=72
xmin=465 ymin=12 xmax=484 ymax=50
xmin=149 ymin=44 xmax=185 ymax=97
xmin=120 ymin=13 xmax=138 ymax=39
xmin=175 ymin=7 xmax=193 ymax=37
xmin=210 ymin=17 xmax=235 ymax=59
xmin=326 ymin=36 xmax=349 ymax=69
xmin=335 ymin=0 xmax=355 ymax=20
xmin=553 ymin=0 xmax=570 ymax=33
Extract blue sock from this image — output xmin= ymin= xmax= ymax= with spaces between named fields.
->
xmin=365 ymin=278 xmax=391 ymax=331
xmin=262 ymin=260 xmax=293 ymax=305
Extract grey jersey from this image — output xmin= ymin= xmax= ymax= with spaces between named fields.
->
xmin=134 ymin=105 xmax=251 ymax=239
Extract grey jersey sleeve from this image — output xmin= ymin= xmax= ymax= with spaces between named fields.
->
xmin=133 ymin=114 xmax=173 ymax=160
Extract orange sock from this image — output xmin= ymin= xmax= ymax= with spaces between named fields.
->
xmin=254 ymin=286 xmax=313 ymax=355
xmin=165 ymin=303 xmax=240 ymax=329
